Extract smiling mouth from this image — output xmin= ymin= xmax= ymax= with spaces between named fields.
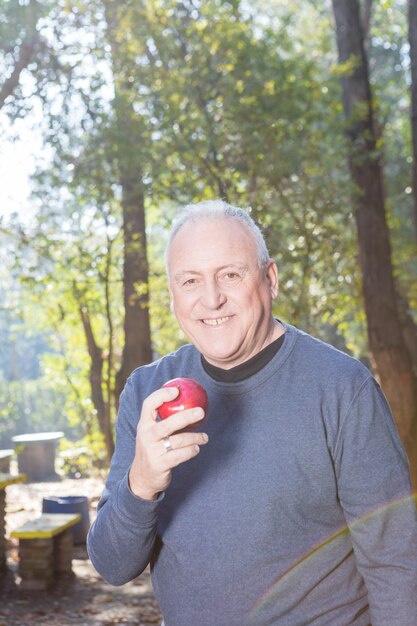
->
xmin=201 ymin=316 xmax=231 ymax=326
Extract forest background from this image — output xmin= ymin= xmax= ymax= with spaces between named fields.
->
xmin=1 ymin=0 xmax=417 ymax=485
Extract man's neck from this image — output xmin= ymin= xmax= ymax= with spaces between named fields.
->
xmin=201 ymin=332 xmax=285 ymax=383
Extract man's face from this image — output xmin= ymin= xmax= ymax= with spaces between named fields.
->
xmin=167 ymin=217 xmax=279 ymax=369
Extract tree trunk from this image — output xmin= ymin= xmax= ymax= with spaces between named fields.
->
xmin=115 ymin=182 xmax=153 ymax=403
xmin=104 ymin=0 xmax=153 ymax=405
xmin=361 ymin=0 xmax=373 ymax=50
xmin=332 ymin=0 xmax=417 ymax=487
xmin=409 ymin=0 xmax=417 ymax=240
xmin=79 ymin=305 xmax=114 ymax=463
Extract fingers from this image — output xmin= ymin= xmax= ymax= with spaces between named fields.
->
xmin=129 ymin=428 xmax=208 ymax=500
xmin=140 ymin=386 xmax=180 ymax=424
xmin=141 ymin=386 xmax=207 ymax=432
xmin=163 ymin=431 xmax=209 ymax=455
xmin=129 ymin=388 xmax=208 ymax=500
xmin=158 ymin=407 xmax=206 ymax=437
xmin=157 ymin=430 xmax=209 ymax=474
xmin=160 ymin=442 xmax=203 ymax=470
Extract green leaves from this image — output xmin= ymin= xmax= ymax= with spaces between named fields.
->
xmin=1 ymin=0 xmax=416 ymax=460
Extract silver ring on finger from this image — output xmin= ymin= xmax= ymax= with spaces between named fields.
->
xmin=163 ymin=436 xmax=173 ymax=452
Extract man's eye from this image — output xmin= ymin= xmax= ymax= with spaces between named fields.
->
xmin=219 ymin=272 xmax=241 ymax=283
xmin=182 ymin=278 xmax=198 ymax=287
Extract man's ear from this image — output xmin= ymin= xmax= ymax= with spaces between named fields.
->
xmin=266 ymin=260 xmax=279 ymax=300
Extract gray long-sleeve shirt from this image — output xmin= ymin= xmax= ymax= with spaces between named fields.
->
xmin=87 ymin=324 xmax=417 ymax=625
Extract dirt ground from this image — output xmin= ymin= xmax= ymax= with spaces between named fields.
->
xmin=0 ymin=477 xmax=163 ymax=626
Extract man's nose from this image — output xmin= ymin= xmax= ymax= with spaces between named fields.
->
xmin=200 ymin=278 xmax=226 ymax=309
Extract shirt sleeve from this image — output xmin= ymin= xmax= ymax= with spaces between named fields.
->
xmin=87 ymin=375 xmax=162 ymax=586
xmin=334 ymin=377 xmax=417 ymax=625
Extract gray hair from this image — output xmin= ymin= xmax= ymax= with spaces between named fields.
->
xmin=165 ymin=199 xmax=270 ymax=273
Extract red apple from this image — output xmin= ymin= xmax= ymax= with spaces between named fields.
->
xmin=158 ymin=377 xmax=208 ymax=430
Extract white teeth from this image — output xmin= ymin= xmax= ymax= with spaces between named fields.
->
xmin=202 ymin=316 xmax=230 ymax=326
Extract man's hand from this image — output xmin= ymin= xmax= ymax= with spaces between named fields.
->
xmin=128 ymin=386 xmax=209 ymax=500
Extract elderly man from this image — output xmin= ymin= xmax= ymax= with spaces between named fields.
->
xmin=87 ymin=200 xmax=417 ymax=626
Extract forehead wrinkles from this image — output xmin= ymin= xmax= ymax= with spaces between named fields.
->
xmin=168 ymin=218 xmax=258 ymax=275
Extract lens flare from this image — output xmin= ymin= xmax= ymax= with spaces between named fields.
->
xmin=251 ymin=494 xmax=417 ymax=620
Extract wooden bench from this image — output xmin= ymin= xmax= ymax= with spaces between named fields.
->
xmin=11 ymin=513 xmax=80 ymax=590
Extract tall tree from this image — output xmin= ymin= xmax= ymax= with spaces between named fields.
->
xmin=331 ymin=0 xmax=417 ymax=486
xmin=103 ymin=0 xmax=153 ymax=403
xmin=7 ymin=208 xmax=119 ymax=462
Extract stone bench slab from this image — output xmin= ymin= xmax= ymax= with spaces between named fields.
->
xmin=11 ymin=513 xmax=81 ymax=539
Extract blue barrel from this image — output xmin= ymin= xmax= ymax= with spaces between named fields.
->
xmin=42 ymin=495 xmax=90 ymax=544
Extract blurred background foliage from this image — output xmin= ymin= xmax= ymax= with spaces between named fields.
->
xmin=0 ymin=0 xmax=416 ymax=475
